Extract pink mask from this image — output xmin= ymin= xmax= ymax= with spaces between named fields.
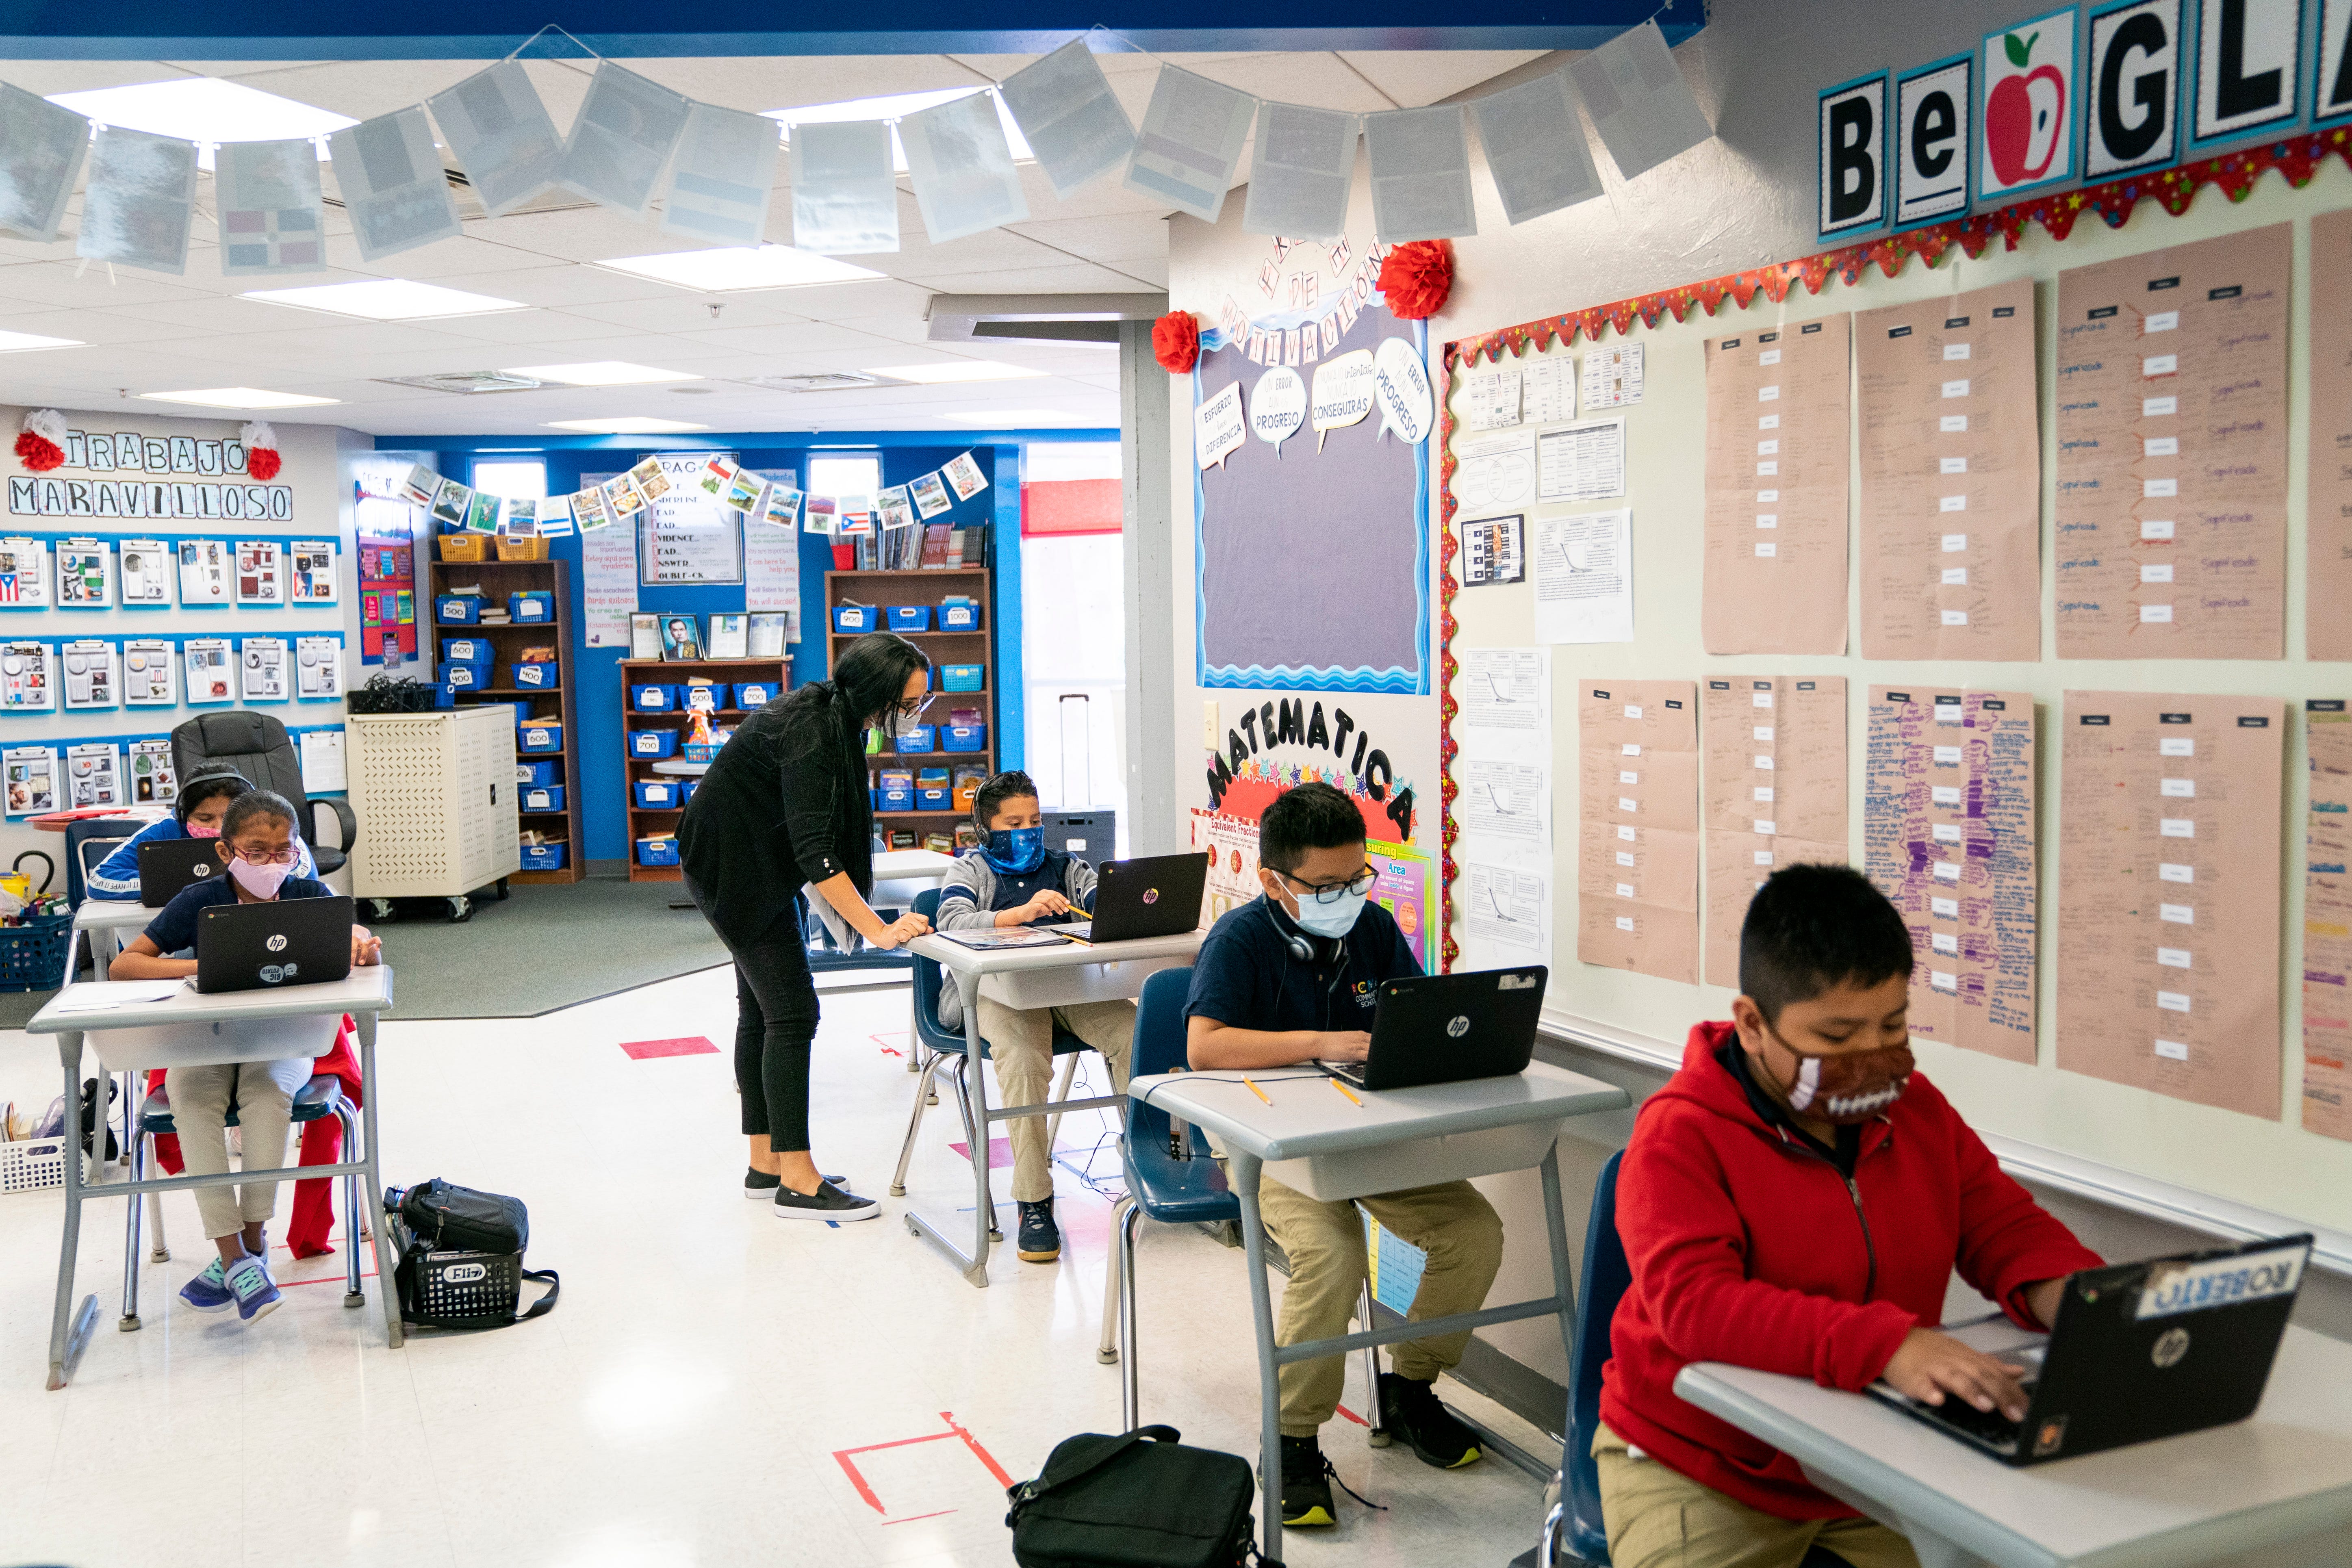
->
xmin=187 ymin=822 xmax=221 ymax=840
xmin=228 ymin=855 xmax=292 ymax=899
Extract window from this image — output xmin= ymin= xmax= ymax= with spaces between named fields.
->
xmin=1024 ymin=440 xmax=1126 ymax=839
xmin=807 ymin=453 xmax=881 ymax=507
xmin=471 ymin=459 xmax=547 ymax=500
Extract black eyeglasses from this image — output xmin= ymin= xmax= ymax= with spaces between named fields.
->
xmin=891 ymin=694 xmax=935 ymax=718
xmin=1281 ymin=866 xmax=1378 ymax=903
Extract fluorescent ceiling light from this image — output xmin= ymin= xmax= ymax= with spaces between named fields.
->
xmin=939 ymin=408 xmax=1094 ymax=424
xmin=543 ymin=417 xmax=710 ymax=435
xmin=0 ymin=330 xmax=82 ymax=353
xmin=595 ymin=245 xmax=884 ymax=294
xmin=48 ymin=79 xmax=355 ymax=168
xmin=139 ymin=387 xmax=339 ymax=410
xmin=869 ymin=360 xmax=1046 ymax=385
xmin=241 ymin=279 xmax=527 ymax=321
xmin=502 ymin=361 xmax=700 ymax=387
xmin=764 ymin=88 xmax=1033 ymax=172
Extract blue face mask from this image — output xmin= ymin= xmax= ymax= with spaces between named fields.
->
xmin=1288 ymin=882 xmax=1369 ymax=939
xmin=983 ymin=826 xmax=1046 ymax=875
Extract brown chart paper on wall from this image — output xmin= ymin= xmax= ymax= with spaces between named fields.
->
xmin=1578 ymin=679 xmax=1699 ymax=982
xmin=1856 ymin=280 xmax=2040 ymax=661
xmin=1864 ymin=687 xmax=2036 ymax=1063
xmin=1702 ymin=677 xmax=1849 ymax=987
xmin=1702 ymin=315 xmax=1850 ymax=655
xmin=2053 ymin=226 xmax=2289 ymax=659
xmin=2310 ymin=212 xmax=2352 ymax=662
xmin=2058 ymin=692 xmax=2283 ymax=1115
xmin=2304 ymin=701 xmax=2352 ymax=1141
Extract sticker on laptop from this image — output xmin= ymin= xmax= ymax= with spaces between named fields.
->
xmin=2135 ymin=1245 xmax=2306 ymax=1319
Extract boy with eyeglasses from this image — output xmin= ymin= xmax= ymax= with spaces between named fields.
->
xmin=1184 ymin=781 xmax=1502 ymax=1528
xmin=115 ymin=789 xmax=382 ymax=1325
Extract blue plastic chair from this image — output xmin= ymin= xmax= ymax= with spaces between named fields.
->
xmin=886 ymin=887 xmax=1094 ymax=1228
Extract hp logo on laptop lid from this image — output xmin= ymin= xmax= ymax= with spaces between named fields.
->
xmin=193 ymin=861 xmax=213 ymax=876
xmin=266 ymin=934 xmax=287 ymax=952
xmin=1447 ymin=1015 xmax=1470 ymax=1038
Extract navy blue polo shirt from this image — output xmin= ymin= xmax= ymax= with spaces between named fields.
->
xmin=143 ymin=875 xmax=335 ymax=957
xmin=1184 ymin=894 xmax=1419 ymax=1035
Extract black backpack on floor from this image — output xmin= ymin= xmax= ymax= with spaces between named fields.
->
xmin=1005 ymin=1425 xmax=1269 ymax=1568
xmin=385 ymin=1178 xmax=558 ymax=1330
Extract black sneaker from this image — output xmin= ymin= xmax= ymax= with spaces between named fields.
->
xmin=1279 ymin=1435 xmax=1337 ymax=1527
xmin=746 ymin=1168 xmax=845 ymax=1199
xmin=1015 ymin=1198 xmax=1061 ymax=1262
xmin=1377 ymin=1373 xmax=1482 ymax=1469
xmin=772 ymin=1179 xmax=879 ymax=1223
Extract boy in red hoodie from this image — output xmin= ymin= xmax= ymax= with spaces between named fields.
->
xmin=1599 ymin=864 xmax=2102 ymax=1568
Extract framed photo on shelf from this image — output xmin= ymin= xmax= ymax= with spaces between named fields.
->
xmin=659 ymin=614 xmax=704 ymax=661
xmin=707 ymin=612 xmax=748 ymax=659
xmin=747 ymin=612 xmax=790 ymax=657
xmin=630 ymin=614 xmax=664 ymax=659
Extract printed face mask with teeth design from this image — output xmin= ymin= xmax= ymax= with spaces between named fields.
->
xmin=1778 ymin=1039 xmax=1915 ymax=1123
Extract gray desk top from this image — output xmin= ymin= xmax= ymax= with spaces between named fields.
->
xmin=909 ymin=927 xmax=1203 ymax=978
xmin=1675 ymin=1324 xmax=2352 ymax=1568
xmin=72 ymin=901 xmax=155 ymax=930
xmin=26 ymin=965 xmax=396 ymax=1034
xmin=1131 ymin=1060 xmax=1627 ymax=1163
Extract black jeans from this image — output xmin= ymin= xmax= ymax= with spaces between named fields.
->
xmin=698 ymin=892 xmax=822 ymax=1149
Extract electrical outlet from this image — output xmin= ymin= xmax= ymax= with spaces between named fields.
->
xmin=1202 ymin=700 xmax=1220 ymax=748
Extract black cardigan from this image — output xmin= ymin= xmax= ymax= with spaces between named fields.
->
xmin=678 ymin=685 xmax=874 ymax=948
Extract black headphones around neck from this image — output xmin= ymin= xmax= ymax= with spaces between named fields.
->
xmin=1262 ymin=891 xmax=1315 ymax=963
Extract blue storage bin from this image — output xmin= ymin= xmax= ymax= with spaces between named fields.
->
xmin=511 ymin=660 xmax=559 ymax=690
xmin=519 ymin=722 xmax=563 ymax=753
xmin=633 ymin=779 xmax=681 ymax=810
xmin=440 ymin=636 xmax=493 ymax=664
xmin=887 ymin=605 xmax=931 ymax=632
xmin=833 ymin=603 xmax=877 ymax=633
xmin=632 ymin=683 xmax=678 ymax=712
xmin=521 ymin=785 xmax=565 ymax=813
xmin=637 ymin=837 xmax=680 ymax=867
xmin=516 ymin=760 xmax=555 ymax=787
xmin=510 ymin=591 xmax=553 ymax=624
xmin=681 ymin=780 xmax=698 ymax=805
xmin=941 ymin=723 xmax=987 ymax=753
xmin=630 ymin=729 xmax=679 ymax=759
xmin=519 ymin=842 xmax=567 ymax=872
xmin=938 ymin=599 xmax=981 ymax=631
xmin=681 ymin=683 xmax=722 ymax=713
xmin=915 ymin=786 xmax=950 ymax=810
xmin=733 ymin=681 xmax=777 ymax=710
xmin=443 ymin=661 xmax=492 ymax=691
xmin=895 ymin=723 xmax=936 ymax=753
xmin=940 ymin=664 xmax=983 ymax=692
xmin=435 ymin=594 xmax=480 ymax=625
xmin=877 ymin=785 xmax=914 ymax=812
xmin=429 ymin=683 xmax=457 ymax=708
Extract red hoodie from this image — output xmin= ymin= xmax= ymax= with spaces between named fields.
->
xmin=1599 ymin=1020 xmax=2103 ymax=1519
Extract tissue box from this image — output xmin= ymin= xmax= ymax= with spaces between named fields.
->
xmin=510 ymin=591 xmax=553 ymax=624
xmin=519 ymin=722 xmax=563 ymax=753
xmin=440 ymin=637 xmax=492 ymax=664
xmin=940 ymin=664 xmax=983 ymax=692
xmin=938 ymin=599 xmax=981 ymax=631
xmin=511 ymin=661 xmax=559 ymax=689
xmin=636 ymin=837 xmax=680 ymax=867
xmin=434 ymin=594 xmax=479 ymax=625
xmin=633 ymin=779 xmax=681 ymax=810
xmin=521 ymin=785 xmax=565 ymax=813
xmin=630 ymin=729 xmax=679 ymax=760
xmin=632 ymin=683 xmax=679 ymax=712
xmin=518 ymin=841 xmax=567 ymax=872
xmin=733 ymin=681 xmax=777 ymax=710
xmin=941 ymin=723 xmax=987 ymax=753
xmin=516 ymin=761 xmax=555 ymax=787
xmin=833 ymin=603 xmax=877 ymax=633
xmin=895 ymin=724 xmax=935 ymax=753
xmin=887 ymin=605 xmax=931 ymax=632
xmin=443 ymin=661 xmax=492 ymax=691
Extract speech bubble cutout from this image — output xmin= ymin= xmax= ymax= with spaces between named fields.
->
xmin=1311 ymin=349 xmax=1376 ymax=451
xmin=1195 ymin=381 xmax=1246 ymax=471
xmin=1249 ymin=366 xmax=1307 ymax=455
xmin=1373 ymin=337 xmax=1434 ymax=446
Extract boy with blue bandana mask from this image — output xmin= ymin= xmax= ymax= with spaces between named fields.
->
xmin=932 ymin=770 xmax=1135 ymax=1263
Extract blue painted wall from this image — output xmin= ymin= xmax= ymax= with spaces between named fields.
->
xmin=392 ymin=431 xmax=1101 ymax=862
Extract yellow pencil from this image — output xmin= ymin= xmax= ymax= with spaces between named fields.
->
xmin=1330 ymin=1077 xmax=1364 ymax=1107
xmin=1243 ymin=1077 xmax=1273 ymax=1106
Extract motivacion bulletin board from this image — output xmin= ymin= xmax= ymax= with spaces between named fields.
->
xmin=1436 ymin=133 xmax=2352 ymax=1241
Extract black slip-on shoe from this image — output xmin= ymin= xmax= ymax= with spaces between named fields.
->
xmin=772 ymin=1179 xmax=879 ymax=1222
xmin=746 ymin=1169 xmax=846 ymax=1198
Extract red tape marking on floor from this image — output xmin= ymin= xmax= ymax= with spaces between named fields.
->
xmin=832 ymin=1410 xmax=1011 ymax=1517
xmin=879 ymin=1511 xmax=957 ymax=1527
xmin=1335 ymin=1403 xmax=1368 ymax=1427
xmin=621 ymin=1036 xmax=719 ymax=1060
xmin=947 ymin=1137 xmax=1015 ymax=1169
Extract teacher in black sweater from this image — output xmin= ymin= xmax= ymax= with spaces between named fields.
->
xmin=681 ymin=631 xmax=934 ymax=1221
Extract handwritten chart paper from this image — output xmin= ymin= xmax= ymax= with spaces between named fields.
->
xmin=1703 ymin=677 xmax=1848 ymax=988
xmin=1856 ymin=281 xmax=2040 ymax=661
xmin=2058 ymin=692 xmax=2282 ymax=1115
xmin=2311 ymin=211 xmax=2352 ymax=662
xmin=1577 ymin=679 xmax=1697 ymax=983
xmin=2304 ymin=701 xmax=2352 ymax=1142
xmin=1865 ymin=687 xmax=2037 ymax=1063
xmin=1703 ymin=316 xmax=1850 ymax=655
xmin=2053 ymin=226 xmax=2289 ymax=659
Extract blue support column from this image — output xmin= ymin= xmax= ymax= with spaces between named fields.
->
xmin=992 ymin=444 xmax=1025 ymax=774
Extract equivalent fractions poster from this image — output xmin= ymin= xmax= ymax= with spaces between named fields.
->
xmin=1703 ymin=317 xmax=1851 ymax=655
xmin=2057 ymin=692 xmax=2283 ymax=1115
xmin=1577 ymin=679 xmax=1699 ymax=982
xmin=1856 ymin=281 xmax=2040 ymax=660
xmin=2304 ymin=701 xmax=2352 ymax=1141
xmin=2310 ymin=210 xmax=2352 ymax=661
xmin=1702 ymin=677 xmax=1848 ymax=987
xmin=1864 ymin=687 xmax=2037 ymax=1062
xmin=2053 ymin=225 xmax=2290 ymax=658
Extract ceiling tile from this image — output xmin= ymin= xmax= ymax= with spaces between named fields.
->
xmin=1335 ymin=50 xmax=1552 ymax=107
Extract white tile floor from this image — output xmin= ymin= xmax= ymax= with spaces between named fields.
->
xmin=0 ymin=966 xmax=1552 ymax=1568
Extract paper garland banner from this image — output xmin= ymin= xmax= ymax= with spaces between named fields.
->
xmin=1126 ymin=66 xmax=1255 ymax=223
xmin=330 ymin=108 xmax=464 ymax=263
xmin=1243 ymin=103 xmax=1357 ymax=240
xmin=560 ymin=61 xmax=692 ymax=219
xmin=214 ymin=138 xmax=328 ymax=277
xmin=429 ymin=61 xmax=563 ymax=217
xmin=998 ymin=38 xmax=1138 ymax=199
xmin=78 ymin=126 xmax=195 ymax=275
xmin=0 ymin=82 xmax=89 ymax=243
xmin=665 ymin=102 xmax=779 ymax=246
xmin=789 ymin=119 xmax=898 ymax=254
xmin=901 ymin=90 xmax=1029 ymax=245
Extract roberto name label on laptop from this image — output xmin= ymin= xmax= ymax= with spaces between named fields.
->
xmin=2135 ymin=1244 xmax=2306 ymax=1319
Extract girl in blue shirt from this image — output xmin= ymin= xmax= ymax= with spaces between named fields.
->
xmin=87 ymin=768 xmax=316 ymax=900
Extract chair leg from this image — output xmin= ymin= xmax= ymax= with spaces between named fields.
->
xmin=1096 ymin=1191 xmax=1133 ymax=1365
xmin=1118 ymin=1200 xmax=1144 ymax=1432
xmin=337 ymin=1104 xmax=364 ymax=1308
xmin=119 ymin=1132 xmax=145 ymax=1330
xmin=889 ymin=1052 xmax=946 ymax=1198
xmin=1044 ymin=1052 xmax=1078 ymax=1160
xmin=1359 ymin=1278 xmax=1391 ymax=1446
xmin=945 ymin=1056 xmax=1000 ymax=1241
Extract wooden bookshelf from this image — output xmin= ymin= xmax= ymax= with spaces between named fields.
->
xmin=826 ymin=567 xmax=996 ymax=854
xmin=428 ymin=554 xmax=583 ymax=885
xmin=621 ymin=657 xmax=791 ymax=883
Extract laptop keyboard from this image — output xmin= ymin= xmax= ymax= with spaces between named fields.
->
xmin=1324 ymin=1060 xmax=1369 ymax=1087
xmin=1915 ymin=1383 xmax=2034 ymax=1451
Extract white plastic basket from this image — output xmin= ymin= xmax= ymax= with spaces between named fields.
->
xmin=0 ymin=1136 xmax=67 ymax=1195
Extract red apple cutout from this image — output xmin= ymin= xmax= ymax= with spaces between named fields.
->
xmin=1987 ymin=30 xmax=2066 ymax=186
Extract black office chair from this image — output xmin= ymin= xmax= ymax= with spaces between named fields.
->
xmin=169 ymin=711 xmax=358 ymax=876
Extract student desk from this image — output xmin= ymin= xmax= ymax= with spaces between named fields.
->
xmin=1130 ymin=1061 xmax=1629 ymax=1564
xmin=1673 ymin=1324 xmax=2352 ymax=1568
xmin=872 ymin=848 xmax=957 ymax=886
xmin=70 ymin=899 xmax=153 ymax=982
xmin=26 ymin=967 xmax=401 ymax=1390
xmin=902 ymin=928 xmax=1203 ymax=1284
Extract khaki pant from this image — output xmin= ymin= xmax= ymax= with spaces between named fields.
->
xmin=1258 ymin=1175 xmax=1504 ymax=1437
xmin=977 ymin=996 xmax=1134 ymax=1202
xmin=1594 ymin=1424 xmax=1920 ymax=1568
xmin=165 ymin=1058 xmax=310 ymax=1241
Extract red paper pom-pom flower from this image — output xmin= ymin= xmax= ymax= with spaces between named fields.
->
xmin=241 ymin=421 xmax=282 ymax=481
xmin=15 ymin=408 xmax=65 ymax=472
xmin=1152 ymin=310 xmax=1200 ymax=373
xmin=1377 ymin=240 xmax=1454 ymax=320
